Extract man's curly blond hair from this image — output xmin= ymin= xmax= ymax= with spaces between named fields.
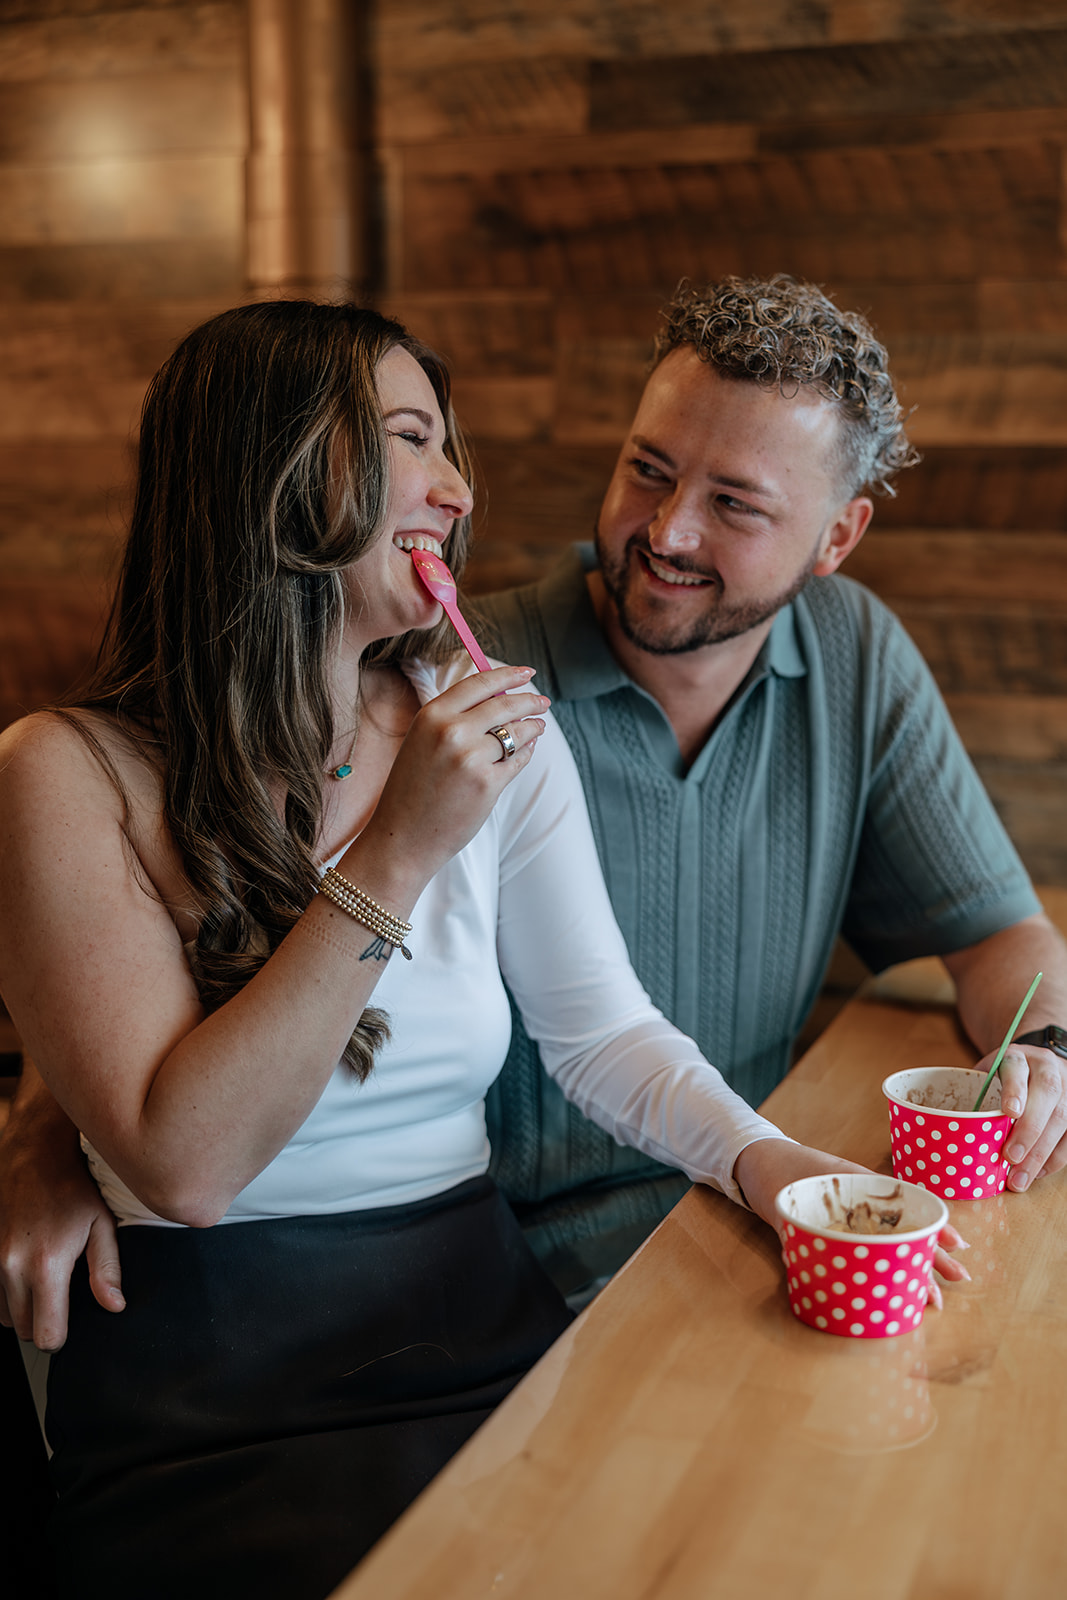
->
xmin=653 ymin=275 xmax=919 ymax=497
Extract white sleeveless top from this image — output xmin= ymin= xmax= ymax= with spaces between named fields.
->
xmin=86 ymin=657 xmax=784 ymax=1225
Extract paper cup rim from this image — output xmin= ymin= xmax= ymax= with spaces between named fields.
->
xmin=774 ymin=1173 xmax=949 ymax=1242
xmin=882 ymin=1067 xmax=1010 ymax=1119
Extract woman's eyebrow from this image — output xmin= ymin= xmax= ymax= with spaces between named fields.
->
xmin=383 ymin=405 xmax=436 ymax=429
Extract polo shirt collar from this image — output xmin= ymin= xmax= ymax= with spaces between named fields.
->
xmin=541 ymin=542 xmax=807 ymax=701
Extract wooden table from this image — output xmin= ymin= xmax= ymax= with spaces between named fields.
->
xmin=333 ymin=899 xmax=1067 ymax=1599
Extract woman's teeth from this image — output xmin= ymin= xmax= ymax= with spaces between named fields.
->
xmin=646 ymin=553 xmax=707 ymax=586
xmin=393 ymin=534 xmax=444 ymax=555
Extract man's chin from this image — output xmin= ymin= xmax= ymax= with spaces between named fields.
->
xmin=613 ymin=596 xmax=770 ymax=656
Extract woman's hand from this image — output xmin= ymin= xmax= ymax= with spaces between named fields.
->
xmin=733 ymin=1138 xmax=970 ymax=1307
xmin=346 ymin=664 xmax=550 ymax=906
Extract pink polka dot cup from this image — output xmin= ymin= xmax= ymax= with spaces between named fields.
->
xmin=776 ymin=1174 xmax=948 ymax=1340
xmin=883 ymin=1067 xmax=1014 ymax=1200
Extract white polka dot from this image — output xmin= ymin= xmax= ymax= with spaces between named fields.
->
xmin=911 ymin=1252 xmax=926 ymax=1268
xmin=875 ymin=1259 xmax=890 ymax=1273
xmin=832 ymin=1281 xmax=846 ymax=1295
xmin=854 ymin=1246 xmax=869 ymax=1259
xmin=907 ymin=1278 xmax=919 ymax=1293
xmin=870 ymin=1309 xmax=885 ymax=1323
xmin=982 ymin=1121 xmax=993 ymax=1132
xmin=929 ymin=1150 xmax=942 ymax=1163
xmin=960 ymin=1176 xmax=971 ymax=1188
xmin=886 ymin=1321 xmax=900 ymax=1335
xmin=978 ymin=1143 xmax=990 ymax=1154
xmin=903 ymin=1143 xmax=912 ymax=1154
xmin=916 ymin=1136 xmax=926 ymax=1147
xmin=975 ymin=1163 xmax=987 ymax=1175
xmin=814 ymin=1263 xmax=827 ymax=1277
xmin=931 ymin=1129 xmax=942 ymax=1140
xmin=853 ymin=1271 xmax=867 ymax=1284
xmin=946 ymin=1165 xmax=957 ymax=1175
xmin=798 ymin=1243 xmax=810 ymax=1257
xmin=949 ymin=1120 xmax=959 ymax=1131
xmin=813 ymin=1238 xmax=826 ymax=1252
xmin=902 ymin=1120 xmax=911 ymax=1132
xmin=872 ymin=1284 xmax=887 ymax=1299
xmin=896 ymin=1244 xmax=911 ymax=1259
xmin=903 ymin=1166 xmax=913 ymax=1176
xmin=889 ymin=1295 xmax=904 ymax=1309
xmin=815 ymin=1289 xmax=828 ymax=1303
xmin=802 ymin=1297 xmax=812 ymax=1309
xmin=892 ymin=1268 xmax=907 ymax=1282
xmin=851 ymin=1297 xmax=866 ymax=1310
xmin=832 ymin=1256 xmax=847 ymax=1269
xmin=816 ymin=1316 xmax=828 ymax=1328
xmin=944 ymin=1187 xmax=956 ymax=1197
xmin=962 ymin=1154 xmax=973 ymax=1166
xmin=965 ymin=1132 xmax=976 ymax=1144
xmin=916 ymin=1115 xmax=926 ymax=1126
xmin=831 ymin=1307 xmax=845 ymax=1320
xmin=916 ymin=1159 xmax=926 ymax=1170
xmin=947 ymin=1143 xmax=958 ymax=1153
xmin=800 ymin=1270 xmax=811 ymax=1284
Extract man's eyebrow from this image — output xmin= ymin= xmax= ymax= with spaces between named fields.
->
xmin=629 ymin=433 xmax=778 ymax=502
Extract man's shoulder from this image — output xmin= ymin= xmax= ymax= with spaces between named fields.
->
xmin=794 ymin=573 xmax=914 ymax=663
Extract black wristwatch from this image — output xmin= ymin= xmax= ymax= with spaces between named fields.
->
xmin=1014 ymin=1025 xmax=1067 ymax=1060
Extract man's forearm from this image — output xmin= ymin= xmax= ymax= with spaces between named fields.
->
xmin=943 ymin=913 xmax=1067 ymax=1053
xmin=3 ymin=1056 xmax=82 ymax=1151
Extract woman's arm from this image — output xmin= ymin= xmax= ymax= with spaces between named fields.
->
xmin=0 ymin=668 xmax=547 ymax=1226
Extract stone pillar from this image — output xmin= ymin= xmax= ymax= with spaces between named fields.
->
xmin=245 ymin=0 xmax=374 ymax=300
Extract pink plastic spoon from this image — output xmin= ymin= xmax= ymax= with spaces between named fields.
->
xmin=409 ymin=548 xmax=493 ymax=673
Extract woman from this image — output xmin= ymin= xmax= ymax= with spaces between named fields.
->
xmin=0 ymin=302 xmax=959 ymax=1599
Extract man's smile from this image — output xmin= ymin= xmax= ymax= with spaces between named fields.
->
xmin=641 ymin=550 xmax=713 ymax=588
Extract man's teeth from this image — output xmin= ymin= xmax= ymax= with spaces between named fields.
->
xmin=393 ymin=534 xmax=444 ymax=555
xmin=646 ymin=553 xmax=707 ymax=586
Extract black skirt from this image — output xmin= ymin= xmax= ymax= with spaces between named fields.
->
xmin=46 ymin=1176 xmax=572 ymax=1600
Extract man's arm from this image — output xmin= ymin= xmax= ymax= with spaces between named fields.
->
xmin=943 ymin=912 xmax=1067 ymax=1191
xmin=0 ymin=1059 xmax=123 ymax=1350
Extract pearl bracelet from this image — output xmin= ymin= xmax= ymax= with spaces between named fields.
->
xmin=318 ymin=867 xmax=413 ymax=960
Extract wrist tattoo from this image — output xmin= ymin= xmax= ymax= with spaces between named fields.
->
xmin=360 ymin=936 xmax=394 ymax=964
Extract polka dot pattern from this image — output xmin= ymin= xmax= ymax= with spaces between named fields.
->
xmin=781 ymin=1223 xmax=938 ymax=1339
xmin=885 ymin=1091 xmax=1012 ymax=1200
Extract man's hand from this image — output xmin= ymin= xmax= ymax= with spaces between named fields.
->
xmin=975 ymin=1043 xmax=1067 ymax=1192
xmin=945 ymin=913 xmax=1067 ymax=1193
xmin=0 ymin=1062 xmax=124 ymax=1350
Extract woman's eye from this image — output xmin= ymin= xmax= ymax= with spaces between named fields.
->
xmin=390 ymin=429 xmax=429 ymax=447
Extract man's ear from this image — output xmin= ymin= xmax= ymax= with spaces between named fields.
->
xmin=812 ymin=496 xmax=874 ymax=576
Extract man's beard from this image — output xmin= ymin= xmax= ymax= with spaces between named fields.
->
xmin=595 ymin=528 xmax=819 ymax=656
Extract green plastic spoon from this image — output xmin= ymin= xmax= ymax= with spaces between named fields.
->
xmin=972 ymin=970 xmax=1043 ymax=1112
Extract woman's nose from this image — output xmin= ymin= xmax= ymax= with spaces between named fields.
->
xmin=431 ymin=457 xmax=474 ymax=521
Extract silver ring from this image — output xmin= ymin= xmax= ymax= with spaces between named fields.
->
xmin=488 ymin=724 xmax=516 ymax=760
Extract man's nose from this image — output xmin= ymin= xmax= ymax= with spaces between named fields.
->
xmin=648 ymin=496 xmax=703 ymax=555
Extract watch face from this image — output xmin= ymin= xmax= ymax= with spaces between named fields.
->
xmin=1046 ymin=1026 xmax=1067 ymax=1060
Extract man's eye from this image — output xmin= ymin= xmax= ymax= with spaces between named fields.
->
xmin=718 ymin=495 xmax=754 ymax=514
xmin=632 ymin=458 xmax=666 ymax=481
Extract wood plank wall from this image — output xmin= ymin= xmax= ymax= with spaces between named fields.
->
xmin=0 ymin=0 xmax=246 ymax=727
xmin=375 ymin=0 xmax=1067 ymax=885
xmin=0 ymin=0 xmax=1065 ymax=883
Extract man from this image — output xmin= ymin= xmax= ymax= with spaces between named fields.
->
xmin=2 ymin=274 xmax=1066 ymax=1342
xmin=478 ymin=274 xmax=1067 ymax=1299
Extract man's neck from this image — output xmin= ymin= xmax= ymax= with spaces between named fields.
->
xmin=586 ymin=571 xmax=773 ymax=767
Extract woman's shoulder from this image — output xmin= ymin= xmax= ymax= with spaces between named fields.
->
xmin=0 ymin=708 xmax=159 ymax=822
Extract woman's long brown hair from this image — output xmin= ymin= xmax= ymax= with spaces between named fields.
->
xmin=67 ymin=300 xmax=474 ymax=1079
